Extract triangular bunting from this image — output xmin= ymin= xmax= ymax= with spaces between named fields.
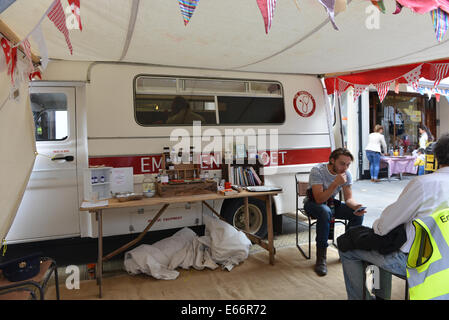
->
xmin=318 ymin=0 xmax=339 ymax=30
xmin=402 ymin=65 xmax=422 ymax=90
xmin=432 ymin=63 xmax=449 ymax=87
xmin=256 ymin=0 xmax=277 ymax=34
xmin=30 ymin=25 xmax=49 ymax=70
xmin=47 ymin=0 xmax=73 ymax=54
xmin=68 ymin=0 xmax=82 ymax=31
xmin=337 ymin=78 xmax=350 ymax=96
xmin=431 ymin=8 xmax=449 ymax=42
xmin=393 ymin=1 xmax=403 ymax=14
xmin=178 ymin=0 xmax=200 ymax=26
xmin=371 ymin=0 xmax=386 ymax=14
xmin=353 ymin=84 xmax=367 ymax=102
xmin=20 ymin=39 xmax=34 ymax=74
xmin=374 ymin=81 xmax=393 ymax=103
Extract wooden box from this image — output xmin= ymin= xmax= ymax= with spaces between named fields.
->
xmin=156 ymin=180 xmax=218 ymax=197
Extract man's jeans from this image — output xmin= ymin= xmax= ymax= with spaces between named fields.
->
xmin=303 ymin=199 xmax=363 ymax=249
xmin=338 ymin=248 xmax=408 ymax=300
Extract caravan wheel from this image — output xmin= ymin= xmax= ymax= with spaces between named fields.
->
xmin=221 ymin=198 xmax=268 ymax=238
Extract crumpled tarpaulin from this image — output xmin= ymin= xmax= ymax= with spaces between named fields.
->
xmin=124 ymin=215 xmax=252 ymax=280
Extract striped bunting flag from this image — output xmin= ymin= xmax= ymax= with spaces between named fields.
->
xmin=256 ymin=0 xmax=277 ymax=34
xmin=431 ymin=8 xmax=449 ymax=42
xmin=432 ymin=63 xmax=449 ymax=87
xmin=374 ymin=81 xmax=393 ymax=103
xmin=47 ymin=0 xmax=73 ymax=54
xmin=21 ymin=39 xmax=34 ymax=73
xmin=178 ymin=0 xmax=200 ymax=26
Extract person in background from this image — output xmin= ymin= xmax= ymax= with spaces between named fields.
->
xmin=167 ymin=96 xmax=205 ymax=124
xmin=418 ymin=124 xmax=434 ymax=149
xmin=365 ymin=125 xmax=387 ymax=182
xmin=339 ymin=133 xmax=449 ymax=300
xmin=414 ymin=148 xmax=426 ymax=176
xmin=305 ymin=148 xmax=366 ymax=276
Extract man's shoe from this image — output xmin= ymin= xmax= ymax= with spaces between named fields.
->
xmin=314 ymin=247 xmax=327 ymax=276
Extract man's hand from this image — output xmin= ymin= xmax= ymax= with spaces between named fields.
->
xmin=353 ymin=204 xmax=366 ymax=216
xmin=333 ymin=173 xmax=347 ymax=187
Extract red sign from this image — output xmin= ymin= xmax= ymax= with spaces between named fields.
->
xmin=293 ymin=91 xmax=316 ymax=118
xmin=88 ymin=148 xmax=331 ymax=175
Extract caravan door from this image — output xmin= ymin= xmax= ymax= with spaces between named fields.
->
xmin=6 ymin=87 xmax=80 ymax=243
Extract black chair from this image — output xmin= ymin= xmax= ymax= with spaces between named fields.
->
xmin=362 ymin=261 xmax=408 ymax=300
xmin=295 ymin=172 xmax=348 ymax=259
xmin=0 ymin=256 xmax=60 ymax=300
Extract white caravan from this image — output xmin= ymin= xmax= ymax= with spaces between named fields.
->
xmin=6 ymin=61 xmax=335 ymax=244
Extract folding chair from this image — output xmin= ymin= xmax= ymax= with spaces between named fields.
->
xmin=295 ymin=172 xmax=348 ymax=259
xmin=0 ymin=256 xmax=60 ymax=300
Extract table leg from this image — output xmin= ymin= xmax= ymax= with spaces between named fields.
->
xmin=96 ymin=210 xmax=103 ymax=299
xmin=265 ymin=195 xmax=274 ymax=265
xmin=244 ymin=197 xmax=249 ymax=232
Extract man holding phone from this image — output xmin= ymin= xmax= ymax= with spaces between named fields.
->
xmin=304 ymin=148 xmax=366 ymax=276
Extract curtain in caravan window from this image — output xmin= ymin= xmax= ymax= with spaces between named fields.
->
xmin=0 ymin=74 xmax=36 ymax=243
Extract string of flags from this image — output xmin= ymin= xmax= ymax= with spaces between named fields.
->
xmin=324 ymin=59 xmax=449 ymax=103
xmin=0 ymin=0 xmax=82 ymax=87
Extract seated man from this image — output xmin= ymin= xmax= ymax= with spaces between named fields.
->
xmin=166 ymin=96 xmax=205 ymax=124
xmin=339 ymin=133 xmax=449 ymax=300
xmin=305 ymin=148 xmax=366 ymax=276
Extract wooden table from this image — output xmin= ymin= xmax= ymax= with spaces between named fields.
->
xmin=80 ymin=190 xmax=280 ymax=298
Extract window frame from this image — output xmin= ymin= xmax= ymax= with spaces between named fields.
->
xmin=133 ymin=74 xmax=285 ymax=127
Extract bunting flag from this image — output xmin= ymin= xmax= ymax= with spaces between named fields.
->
xmin=68 ymin=0 xmax=82 ymax=31
xmin=30 ymin=25 xmax=49 ymax=70
xmin=318 ymin=0 xmax=339 ymax=30
xmin=1 ymin=38 xmax=11 ymax=66
xmin=431 ymin=8 xmax=449 ymax=42
xmin=353 ymin=84 xmax=368 ymax=102
xmin=21 ymin=39 xmax=34 ymax=73
xmin=0 ymin=0 xmax=15 ymax=14
xmin=47 ymin=0 xmax=73 ymax=54
xmin=431 ymin=63 xmax=449 ymax=87
xmin=256 ymin=0 xmax=277 ymax=34
xmin=178 ymin=0 xmax=200 ymax=26
xmin=374 ymin=81 xmax=393 ymax=102
xmin=371 ymin=0 xmax=386 ymax=13
xmin=337 ymin=78 xmax=350 ymax=96
xmin=394 ymin=79 xmax=400 ymax=93
xmin=393 ymin=1 xmax=403 ymax=14
xmin=402 ymin=65 xmax=422 ymax=90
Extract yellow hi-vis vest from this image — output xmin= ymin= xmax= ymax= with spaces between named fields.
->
xmin=407 ymin=208 xmax=449 ymax=300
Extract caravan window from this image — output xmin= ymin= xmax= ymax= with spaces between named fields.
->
xmin=30 ymin=93 xmax=68 ymax=141
xmin=134 ymin=76 xmax=284 ymax=126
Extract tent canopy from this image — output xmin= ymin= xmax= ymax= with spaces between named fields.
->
xmin=2 ymin=0 xmax=449 ymax=75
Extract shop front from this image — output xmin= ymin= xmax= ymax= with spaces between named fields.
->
xmin=369 ymin=92 xmax=437 ymax=155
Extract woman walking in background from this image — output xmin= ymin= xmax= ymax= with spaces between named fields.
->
xmin=418 ymin=124 xmax=434 ymax=149
xmin=365 ymin=125 xmax=387 ymax=182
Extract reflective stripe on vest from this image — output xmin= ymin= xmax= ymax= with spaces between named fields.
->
xmin=406 ymin=208 xmax=449 ymax=300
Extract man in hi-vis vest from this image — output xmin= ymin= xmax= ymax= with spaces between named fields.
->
xmin=339 ymin=133 xmax=449 ymax=300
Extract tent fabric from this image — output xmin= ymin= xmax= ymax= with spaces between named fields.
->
xmin=0 ymin=70 xmax=36 ymax=243
xmin=3 ymin=0 xmax=449 ymax=74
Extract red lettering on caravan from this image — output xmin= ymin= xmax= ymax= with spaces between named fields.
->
xmin=88 ymin=148 xmax=331 ymax=174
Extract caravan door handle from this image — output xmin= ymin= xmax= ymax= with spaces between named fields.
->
xmin=51 ymin=155 xmax=75 ymax=162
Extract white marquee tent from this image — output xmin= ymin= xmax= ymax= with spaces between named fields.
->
xmin=1 ymin=0 xmax=449 ymax=242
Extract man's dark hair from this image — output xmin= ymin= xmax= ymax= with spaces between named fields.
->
xmin=329 ymin=148 xmax=354 ymax=163
xmin=171 ymin=96 xmax=190 ymax=114
xmin=434 ymin=133 xmax=449 ymax=166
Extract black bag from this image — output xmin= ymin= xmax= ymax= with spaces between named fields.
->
xmin=0 ymin=252 xmax=42 ymax=282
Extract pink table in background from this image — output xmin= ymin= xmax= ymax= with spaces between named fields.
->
xmin=380 ymin=156 xmax=417 ymax=181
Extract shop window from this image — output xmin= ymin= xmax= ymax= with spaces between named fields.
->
xmin=31 ymin=93 xmax=68 ymax=141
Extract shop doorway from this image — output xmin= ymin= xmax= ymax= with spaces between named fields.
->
xmin=369 ymin=92 xmax=436 ymax=154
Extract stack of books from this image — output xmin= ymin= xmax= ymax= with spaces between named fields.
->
xmin=230 ymin=166 xmax=262 ymax=186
